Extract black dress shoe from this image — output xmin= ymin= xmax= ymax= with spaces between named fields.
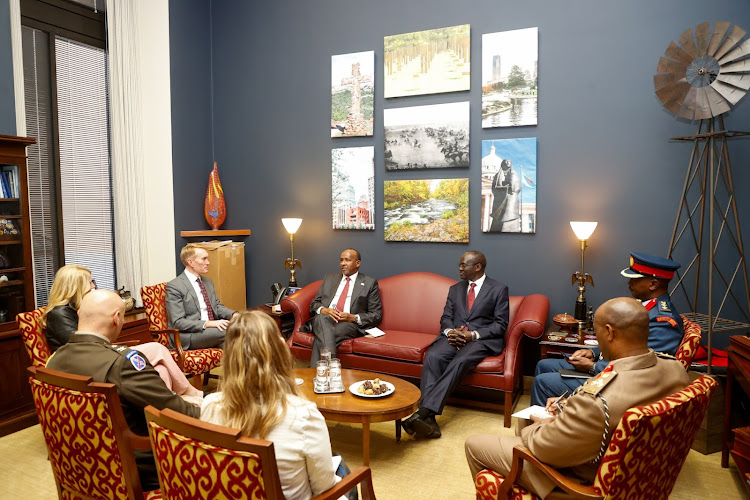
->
xmin=413 ymin=415 xmax=441 ymax=439
xmin=401 ymin=413 xmax=421 ymax=435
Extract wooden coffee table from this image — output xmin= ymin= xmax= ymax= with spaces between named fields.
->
xmin=295 ymin=368 xmax=420 ymax=466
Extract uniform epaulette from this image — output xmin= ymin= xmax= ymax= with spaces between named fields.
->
xmin=110 ymin=344 xmax=130 ymax=354
xmin=655 ymin=351 xmax=678 ymax=360
xmin=582 ymin=365 xmax=617 ymax=395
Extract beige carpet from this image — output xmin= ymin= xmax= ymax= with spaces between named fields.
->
xmin=1 ymin=393 xmax=746 ymax=499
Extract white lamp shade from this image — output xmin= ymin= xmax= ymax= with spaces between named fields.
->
xmin=570 ymin=221 xmax=598 ymax=241
xmin=282 ymin=218 xmax=303 ymax=234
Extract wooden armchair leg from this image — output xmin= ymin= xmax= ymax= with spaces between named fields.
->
xmin=203 ymin=371 xmax=211 ymax=386
xmin=191 ymin=374 xmax=202 ymax=389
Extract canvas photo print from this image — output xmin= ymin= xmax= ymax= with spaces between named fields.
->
xmin=384 ymin=101 xmax=469 ymax=170
xmin=481 ymin=138 xmax=537 ymax=233
xmin=482 ymin=27 xmax=538 ymax=128
xmin=384 ymin=24 xmax=470 ymax=98
xmin=384 ymin=178 xmax=468 ymax=243
xmin=331 ymin=51 xmax=374 ymax=137
xmin=332 ymin=146 xmax=375 ymax=230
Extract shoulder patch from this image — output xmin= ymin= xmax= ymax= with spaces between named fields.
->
xmin=582 ymin=367 xmax=617 ymax=395
xmin=659 ymin=300 xmax=671 ymax=312
xmin=656 ymin=316 xmax=678 ymax=328
xmin=125 ymin=350 xmax=147 ymax=371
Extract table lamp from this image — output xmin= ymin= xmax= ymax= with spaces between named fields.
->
xmin=570 ymin=221 xmax=597 ymax=321
xmin=282 ymin=218 xmax=302 ymax=287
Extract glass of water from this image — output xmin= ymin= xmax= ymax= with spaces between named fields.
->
xmin=328 ymin=358 xmax=343 ymax=391
xmin=321 ymin=347 xmax=332 ymax=365
xmin=315 ymin=360 xmax=329 ymax=392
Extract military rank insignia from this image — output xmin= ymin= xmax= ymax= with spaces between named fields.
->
xmin=659 ymin=300 xmax=671 ymax=312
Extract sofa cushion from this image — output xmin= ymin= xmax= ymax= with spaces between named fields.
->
xmin=378 ymin=272 xmax=456 ymax=334
xmin=473 ymin=353 xmax=505 ymax=374
xmin=350 ymin=330 xmax=435 ymax=363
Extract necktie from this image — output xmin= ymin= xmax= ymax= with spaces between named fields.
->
xmin=467 ymin=283 xmax=476 ymax=311
xmin=197 ymin=277 xmax=215 ymax=321
xmin=336 ymin=277 xmax=351 ymax=312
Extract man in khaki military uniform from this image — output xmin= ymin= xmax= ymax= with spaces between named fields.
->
xmin=465 ymin=297 xmax=690 ymax=499
xmin=47 ymin=290 xmax=200 ymax=491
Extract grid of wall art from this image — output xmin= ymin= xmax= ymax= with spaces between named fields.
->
xmin=330 ymin=24 xmax=539 ymax=241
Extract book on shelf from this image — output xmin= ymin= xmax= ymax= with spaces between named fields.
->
xmin=0 ymin=172 xmax=9 ymax=198
xmin=0 ymin=166 xmax=19 ymax=198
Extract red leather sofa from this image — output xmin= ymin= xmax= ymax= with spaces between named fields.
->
xmin=281 ymin=271 xmax=550 ymax=427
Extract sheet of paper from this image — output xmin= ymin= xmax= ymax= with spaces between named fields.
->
xmin=511 ymin=405 xmax=553 ymax=420
xmin=365 ymin=327 xmax=385 ymax=337
xmin=331 ymin=454 xmax=342 ymax=472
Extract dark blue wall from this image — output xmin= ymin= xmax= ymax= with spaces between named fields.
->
xmin=170 ymin=0 xmax=750 ymax=341
xmin=0 ymin=2 xmax=17 ymax=135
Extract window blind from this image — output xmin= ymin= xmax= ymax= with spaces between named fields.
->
xmin=55 ymin=36 xmax=115 ymax=292
xmin=22 ymin=26 xmax=59 ymax=307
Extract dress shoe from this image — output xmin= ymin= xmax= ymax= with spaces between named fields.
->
xmin=401 ymin=412 xmax=421 ymax=435
xmin=413 ymin=415 xmax=441 ymax=439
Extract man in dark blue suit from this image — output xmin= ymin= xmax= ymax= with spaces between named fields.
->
xmin=530 ymin=251 xmax=684 ymax=406
xmin=403 ymin=251 xmax=509 ymax=439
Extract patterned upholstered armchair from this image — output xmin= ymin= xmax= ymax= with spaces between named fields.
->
xmin=475 ymin=375 xmax=718 ymax=500
xmin=675 ymin=316 xmax=702 ymax=370
xmin=145 ymin=406 xmax=376 ymax=500
xmin=28 ymin=366 xmax=162 ymax=500
xmin=17 ymin=307 xmax=50 ymax=367
xmin=141 ymin=283 xmax=222 ymax=387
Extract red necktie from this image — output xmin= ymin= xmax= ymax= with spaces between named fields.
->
xmin=197 ymin=277 xmax=215 ymax=320
xmin=467 ymin=283 xmax=476 ymax=311
xmin=336 ymin=277 xmax=351 ymax=311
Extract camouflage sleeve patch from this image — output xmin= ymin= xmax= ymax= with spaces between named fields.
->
xmin=656 ymin=316 xmax=678 ymax=328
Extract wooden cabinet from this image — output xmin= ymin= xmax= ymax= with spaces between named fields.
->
xmin=0 ymin=135 xmax=36 ymax=437
xmin=0 ymin=135 xmax=35 ymax=332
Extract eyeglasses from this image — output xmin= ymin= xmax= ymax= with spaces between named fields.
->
xmin=458 ymin=262 xmax=478 ymax=269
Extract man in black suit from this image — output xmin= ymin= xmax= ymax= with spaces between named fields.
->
xmin=165 ymin=243 xmax=237 ymax=349
xmin=403 ymin=250 xmax=509 ymax=438
xmin=308 ymin=248 xmax=382 ymax=366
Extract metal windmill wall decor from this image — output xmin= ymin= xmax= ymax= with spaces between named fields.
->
xmin=654 ymin=22 xmax=750 ymax=373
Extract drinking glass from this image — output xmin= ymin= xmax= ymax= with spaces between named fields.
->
xmin=315 ymin=360 xmax=329 ymax=392
xmin=328 ymin=358 xmax=343 ymax=391
xmin=321 ymin=347 xmax=332 ymax=365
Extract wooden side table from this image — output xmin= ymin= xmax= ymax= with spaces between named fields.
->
xmin=539 ymin=329 xmax=597 ymax=359
xmin=250 ymin=304 xmax=295 ymax=338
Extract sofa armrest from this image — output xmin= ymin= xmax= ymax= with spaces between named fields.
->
xmin=280 ymin=280 xmax=322 ymax=335
xmin=503 ymin=294 xmax=550 ymax=384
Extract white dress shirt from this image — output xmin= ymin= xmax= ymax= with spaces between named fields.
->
xmin=444 ymin=273 xmax=486 ymax=339
xmin=184 ymin=269 xmax=210 ymax=325
xmin=317 ymin=272 xmax=362 ymax=325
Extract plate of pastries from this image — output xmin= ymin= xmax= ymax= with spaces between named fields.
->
xmin=349 ymin=378 xmax=395 ymax=398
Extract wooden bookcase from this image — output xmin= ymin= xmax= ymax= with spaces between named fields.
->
xmin=0 ymin=135 xmax=37 ymax=436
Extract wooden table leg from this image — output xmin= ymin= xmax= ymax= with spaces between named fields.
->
xmin=362 ymin=420 xmax=371 ymax=467
xmin=396 ymin=419 xmax=402 ymax=443
xmin=722 ymin=363 xmax=734 ymax=468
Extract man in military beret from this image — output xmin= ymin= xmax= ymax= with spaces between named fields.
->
xmin=465 ymin=297 xmax=690 ymax=498
xmin=47 ymin=290 xmax=200 ymax=491
xmin=530 ymin=251 xmax=685 ymax=406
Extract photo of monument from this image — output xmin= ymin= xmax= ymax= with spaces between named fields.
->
xmin=384 ymin=101 xmax=469 ymax=170
xmin=384 ymin=178 xmax=468 ymax=243
xmin=384 ymin=24 xmax=470 ymax=98
xmin=331 ymin=51 xmax=374 ymax=137
xmin=482 ymin=27 xmax=538 ymax=128
xmin=332 ymin=146 xmax=375 ymax=230
xmin=480 ymin=138 xmax=537 ymax=233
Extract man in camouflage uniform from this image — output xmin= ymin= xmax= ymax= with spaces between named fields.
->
xmin=465 ymin=297 xmax=690 ymax=498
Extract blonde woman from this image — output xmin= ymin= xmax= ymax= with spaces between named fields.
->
xmin=42 ymin=264 xmax=202 ymax=402
xmin=201 ymin=311 xmax=350 ymax=499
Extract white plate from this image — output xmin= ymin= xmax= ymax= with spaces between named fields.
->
xmin=584 ymin=339 xmax=599 ymax=345
xmin=348 ymin=380 xmax=395 ymax=398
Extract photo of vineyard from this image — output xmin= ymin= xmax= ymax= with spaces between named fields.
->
xmin=384 ymin=178 xmax=468 ymax=242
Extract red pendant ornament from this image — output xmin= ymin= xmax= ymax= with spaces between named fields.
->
xmin=204 ymin=161 xmax=226 ymax=230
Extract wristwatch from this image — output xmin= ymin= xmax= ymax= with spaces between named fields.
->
xmin=588 ymin=366 xmax=597 ymax=376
